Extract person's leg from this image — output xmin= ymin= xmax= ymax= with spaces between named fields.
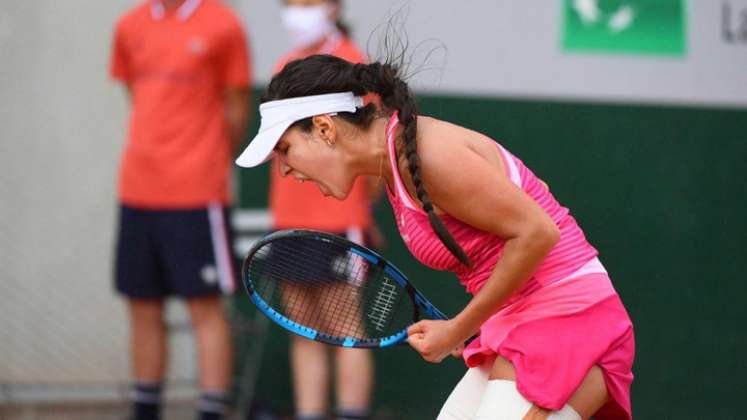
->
xmin=157 ymin=205 xmax=236 ymax=419
xmin=186 ymin=296 xmax=233 ymax=420
xmin=333 ymin=347 xmax=373 ymax=420
xmin=328 ymin=228 xmax=374 ymax=420
xmin=128 ymin=298 xmax=167 ymax=420
xmin=559 ymin=365 xmax=608 ymax=420
xmin=474 ymin=379 xmax=534 ymax=420
xmin=116 ymin=205 xmax=169 ymax=420
xmin=473 ymin=355 xmax=608 ymax=420
xmin=436 ymin=363 xmax=491 ymax=420
xmin=281 ymin=230 xmax=341 ymax=420
xmin=471 ymin=355 xmax=547 ymax=420
xmin=291 ymin=335 xmax=330 ymax=419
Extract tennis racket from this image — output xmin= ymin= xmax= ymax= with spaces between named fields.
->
xmin=241 ymin=229 xmax=454 ymax=348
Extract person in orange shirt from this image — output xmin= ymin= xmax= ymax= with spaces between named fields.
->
xmin=271 ymin=1 xmax=378 ymax=419
xmin=109 ymin=1 xmax=251 ymax=419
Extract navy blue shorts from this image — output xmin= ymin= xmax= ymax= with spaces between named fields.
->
xmin=115 ymin=204 xmax=237 ymax=298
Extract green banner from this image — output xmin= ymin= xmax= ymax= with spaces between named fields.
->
xmin=562 ymin=0 xmax=686 ymax=55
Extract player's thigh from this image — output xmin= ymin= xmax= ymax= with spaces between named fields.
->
xmin=488 ymin=355 xmax=518 ymax=380
xmin=488 ymin=356 xmax=608 ymax=420
xmin=522 ymin=366 xmax=609 ymax=420
xmin=565 ymin=365 xmax=608 ymax=419
xmin=437 ymin=364 xmax=491 ymax=420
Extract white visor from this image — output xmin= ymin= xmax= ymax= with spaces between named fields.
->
xmin=235 ymin=92 xmax=364 ymax=168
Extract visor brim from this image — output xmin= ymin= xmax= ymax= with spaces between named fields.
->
xmin=235 ymin=120 xmax=293 ymax=168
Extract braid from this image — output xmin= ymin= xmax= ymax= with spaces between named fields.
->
xmin=353 ymin=63 xmax=472 ymax=267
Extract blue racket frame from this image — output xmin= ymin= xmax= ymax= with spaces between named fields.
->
xmin=242 ymin=229 xmax=449 ymax=348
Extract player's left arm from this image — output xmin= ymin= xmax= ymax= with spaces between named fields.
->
xmin=413 ymin=134 xmax=560 ymax=355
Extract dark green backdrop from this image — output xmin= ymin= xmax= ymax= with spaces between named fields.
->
xmin=233 ymin=89 xmax=747 ymax=419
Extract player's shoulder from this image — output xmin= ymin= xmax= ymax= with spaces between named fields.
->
xmin=415 ymin=117 xmax=478 ymax=171
xmin=416 ymin=117 xmax=456 ymax=150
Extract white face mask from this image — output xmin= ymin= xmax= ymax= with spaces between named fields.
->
xmin=281 ymin=4 xmax=336 ymax=50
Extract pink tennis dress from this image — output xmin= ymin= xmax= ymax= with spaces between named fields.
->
xmin=384 ymin=114 xmax=634 ymax=419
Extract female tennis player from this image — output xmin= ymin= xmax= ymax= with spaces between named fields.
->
xmin=235 ymin=55 xmax=635 ymax=419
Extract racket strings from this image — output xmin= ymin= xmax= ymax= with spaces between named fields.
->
xmin=272 ymin=244 xmax=374 ymax=337
xmin=253 ymin=245 xmax=367 ymax=337
xmin=247 ymin=237 xmax=415 ymax=341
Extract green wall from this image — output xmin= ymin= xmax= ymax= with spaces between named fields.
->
xmin=235 ymin=89 xmax=747 ymax=419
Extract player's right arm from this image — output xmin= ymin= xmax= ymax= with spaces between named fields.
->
xmin=407 ymin=123 xmax=560 ymax=362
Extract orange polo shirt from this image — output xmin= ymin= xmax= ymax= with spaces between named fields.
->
xmin=269 ymin=34 xmax=373 ymax=231
xmin=110 ymin=0 xmax=251 ymax=208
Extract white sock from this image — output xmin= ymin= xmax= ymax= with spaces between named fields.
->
xmin=474 ymin=379 xmax=533 ymax=420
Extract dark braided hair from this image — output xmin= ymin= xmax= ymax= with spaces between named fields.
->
xmin=264 ymin=55 xmax=472 ymax=267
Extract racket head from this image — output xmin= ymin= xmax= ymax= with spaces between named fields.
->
xmin=242 ymin=229 xmax=447 ymax=348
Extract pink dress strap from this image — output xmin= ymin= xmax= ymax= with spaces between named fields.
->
xmin=496 ymin=144 xmax=522 ymax=188
xmin=385 ymin=113 xmax=420 ymax=211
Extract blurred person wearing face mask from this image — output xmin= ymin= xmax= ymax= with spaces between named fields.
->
xmin=270 ymin=1 xmax=378 ymax=420
xmin=281 ymin=0 xmax=337 ymax=51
